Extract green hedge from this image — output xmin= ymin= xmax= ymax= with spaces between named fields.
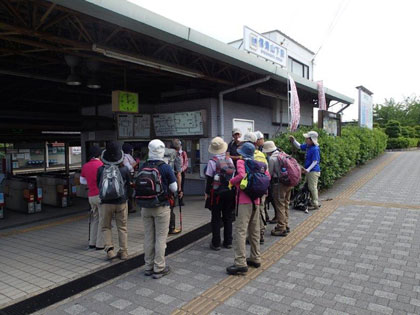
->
xmin=272 ymin=126 xmax=387 ymax=190
xmin=387 ymin=137 xmax=419 ymax=149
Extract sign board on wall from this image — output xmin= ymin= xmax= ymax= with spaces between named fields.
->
xmin=243 ymin=26 xmax=287 ymax=68
xmin=318 ymin=110 xmax=341 ymax=136
xmin=357 ymin=86 xmax=373 ymax=129
xmin=117 ymin=114 xmax=151 ymax=139
xmin=134 ymin=114 xmax=151 ymax=138
xmin=112 ymin=90 xmax=139 ymax=113
xmin=232 ymin=119 xmax=254 ymax=140
xmin=154 ymin=111 xmax=204 ymax=137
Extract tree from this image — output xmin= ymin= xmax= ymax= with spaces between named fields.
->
xmin=385 ymin=120 xmax=401 ymax=138
xmin=373 ymin=96 xmax=420 ymax=127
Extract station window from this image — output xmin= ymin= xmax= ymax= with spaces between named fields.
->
xmin=288 ymin=57 xmax=310 ymax=79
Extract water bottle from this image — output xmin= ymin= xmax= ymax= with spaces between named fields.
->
xmin=281 ymin=167 xmax=287 ymax=173
xmin=213 ymin=174 xmax=220 ymax=190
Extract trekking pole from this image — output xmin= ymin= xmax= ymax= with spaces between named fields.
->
xmin=178 ymin=194 xmax=183 ymax=232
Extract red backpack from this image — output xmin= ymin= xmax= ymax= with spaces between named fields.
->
xmin=277 ymin=152 xmax=301 ymax=187
xmin=212 ymin=157 xmax=235 ymax=196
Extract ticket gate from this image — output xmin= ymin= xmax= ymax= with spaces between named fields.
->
xmin=37 ymin=174 xmax=76 ymax=207
xmin=4 ymin=176 xmax=42 ymax=214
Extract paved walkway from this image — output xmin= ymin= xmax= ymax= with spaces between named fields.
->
xmin=36 ymin=151 xmax=420 ymax=315
xmin=0 ymin=196 xmax=210 ymax=308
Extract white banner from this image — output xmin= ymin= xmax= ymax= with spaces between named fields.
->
xmin=243 ymin=26 xmax=287 ymax=68
xmin=288 ymin=75 xmax=301 ymax=132
xmin=358 ymin=88 xmax=373 ymax=129
xmin=317 ymin=80 xmax=327 ymax=111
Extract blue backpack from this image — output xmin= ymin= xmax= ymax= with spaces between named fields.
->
xmin=242 ymin=159 xmax=270 ymax=200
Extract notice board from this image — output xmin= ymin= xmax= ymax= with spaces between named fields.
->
xmin=153 ymin=111 xmax=204 ymax=137
xmin=117 ymin=114 xmax=151 ymax=139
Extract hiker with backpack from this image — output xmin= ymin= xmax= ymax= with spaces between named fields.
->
xmin=226 ymin=142 xmax=270 ymax=275
xmin=263 ymin=141 xmax=301 ymax=236
xmin=80 ymin=145 xmax=104 ymax=250
xmin=227 ymin=128 xmax=242 ymax=166
xmin=97 ymin=142 xmax=132 ymax=260
xmin=205 ymin=137 xmax=236 ymax=251
xmin=122 ymin=143 xmax=137 ymax=213
xmin=290 ymin=131 xmax=321 ymax=210
xmin=135 ymin=139 xmax=178 ymax=279
xmin=167 ymin=141 xmax=183 ymax=235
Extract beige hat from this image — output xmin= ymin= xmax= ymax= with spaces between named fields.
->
xmin=208 ymin=137 xmax=228 ymax=155
xmin=303 ymin=131 xmax=319 ymax=146
xmin=232 ymin=128 xmax=241 ymax=136
xmin=262 ymin=141 xmax=277 ymax=153
xmin=243 ymin=132 xmax=257 ymax=143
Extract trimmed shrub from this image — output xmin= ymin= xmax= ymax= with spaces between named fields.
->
xmin=385 ymin=120 xmax=401 ymax=138
xmin=272 ymin=126 xmax=387 ymax=190
xmin=415 ymin=125 xmax=420 ymax=138
xmin=387 ymin=137 xmax=409 ymax=149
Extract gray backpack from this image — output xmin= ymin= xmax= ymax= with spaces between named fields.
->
xmin=99 ymin=164 xmax=125 ymax=201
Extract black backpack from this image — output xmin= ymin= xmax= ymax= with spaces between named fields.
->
xmin=135 ymin=161 xmax=167 ymax=208
xmin=99 ymin=164 xmax=125 ymax=201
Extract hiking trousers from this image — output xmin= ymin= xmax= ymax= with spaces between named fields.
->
xmin=272 ymin=183 xmax=292 ymax=232
xmin=143 ymin=206 xmax=170 ymax=273
xmin=234 ymin=203 xmax=260 ymax=267
xmin=211 ymin=197 xmax=233 ymax=247
xmin=101 ymin=202 xmax=128 ymax=254
xmin=306 ymin=171 xmax=320 ymax=207
xmin=88 ymin=195 xmax=104 ymax=248
xmin=259 ymin=195 xmax=267 ymax=236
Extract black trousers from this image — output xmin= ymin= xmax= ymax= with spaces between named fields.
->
xmin=211 ymin=196 xmax=234 ymax=247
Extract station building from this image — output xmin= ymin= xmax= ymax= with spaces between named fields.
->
xmin=0 ymin=0 xmax=353 ymax=220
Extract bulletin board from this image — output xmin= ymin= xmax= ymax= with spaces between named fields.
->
xmin=153 ymin=111 xmax=204 ymax=137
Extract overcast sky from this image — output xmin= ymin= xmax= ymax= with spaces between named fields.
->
xmin=128 ymin=0 xmax=419 ymax=121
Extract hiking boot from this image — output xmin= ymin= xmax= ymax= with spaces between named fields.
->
xmin=223 ymin=244 xmax=232 ymax=249
xmin=271 ymin=229 xmax=288 ymax=237
xmin=210 ymin=243 xmax=221 ymax=251
xmin=153 ymin=266 xmax=171 ymax=279
xmin=88 ymin=245 xmax=96 ymax=249
xmin=118 ymin=251 xmax=128 ymax=260
xmin=106 ymin=248 xmax=117 ymax=260
xmin=246 ymin=259 xmax=261 ymax=268
xmin=168 ymin=228 xmax=181 ymax=235
xmin=144 ymin=269 xmax=154 ymax=276
xmin=95 ymin=247 xmax=104 ymax=250
xmin=226 ymin=265 xmax=248 ymax=275
xmin=286 ymin=227 xmax=290 ymax=233
xmin=260 ymin=234 xmax=265 ymax=244
xmin=308 ymin=205 xmax=319 ymax=210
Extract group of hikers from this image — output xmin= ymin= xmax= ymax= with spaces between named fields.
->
xmin=80 ymin=128 xmax=321 ymax=278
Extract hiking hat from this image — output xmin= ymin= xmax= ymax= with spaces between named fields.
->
xmin=148 ymin=139 xmax=165 ymax=160
xmin=208 ymin=137 xmax=228 ymax=155
xmin=262 ymin=141 xmax=277 ymax=153
xmin=303 ymin=131 xmax=319 ymax=146
xmin=238 ymin=142 xmax=255 ymax=159
xmin=242 ymin=132 xmax=257 ymax=144
xmin=232 ymin=128 xmax=241 ymax=136
xmin=89 ymin=145 xmax=102 ymax=159
xmin=102 ymin=141 xmax=123 ymax=164
xmin=122 ymin=143 xmax=133 ymax=154
xmin=254 ymin=131 xmax=264 ymax=140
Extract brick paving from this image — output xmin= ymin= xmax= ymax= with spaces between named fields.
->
xmin=6 ymin=151 xmax=420 ymax=315
xmin=0 ymin=196 xmax=210 ymax=308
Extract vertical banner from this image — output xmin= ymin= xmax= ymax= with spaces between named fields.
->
xmin=357 ymin=86 xmax=373 ymax=129
xmin=288 ymin=75 xmax=301 ymax=132
xmin=317 ymin=80 xmax=327 ymax=111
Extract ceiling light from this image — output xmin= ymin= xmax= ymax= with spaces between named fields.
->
xmin=92 ymin=44 xmax=203 ymax=78
xmin=65 ymin=55 xmax=82 ymax=86
xmin=87 ymin=76 xmax=101 ymax=89
xmin=66 ymin=73 xmax=82 ymax=86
